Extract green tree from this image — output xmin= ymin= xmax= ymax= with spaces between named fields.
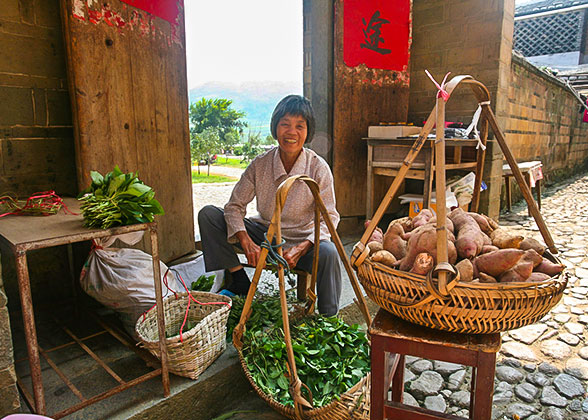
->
xmin=191 ymin=127 xmax=221 ymax=175
xmin=189 ymin=97 xmax=247 ymax=144
xmin=240 ymin=131 xmax=263 ymax=163
xmin=262 ymin=134 xmax=277 ymax=146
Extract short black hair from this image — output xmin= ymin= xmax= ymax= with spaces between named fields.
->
xmin=270 ymin=95 xmax=315 ymax=143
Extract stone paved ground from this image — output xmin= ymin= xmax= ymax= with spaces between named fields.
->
xmin=196 ymin=168 xmax=588 ymax=420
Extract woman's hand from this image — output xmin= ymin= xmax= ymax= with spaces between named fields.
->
xmin=283 ymin=240 xmax=313 ymax=269
xmin=236 ymin=231 xmax=262 ymax=267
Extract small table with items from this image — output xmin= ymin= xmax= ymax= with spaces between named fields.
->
xmin=365 ymin=137 xmax=481 ymax=218
xmin=369 ymin=309 xmax=501 ymax=420
xmin=0 ymin=198 xmax=169 ymax=418
xmin=502 ymin=161 xmax=543 ymax=213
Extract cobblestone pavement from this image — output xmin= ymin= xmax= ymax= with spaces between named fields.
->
xmin=400 ymin=172 xmax=588 ymax=420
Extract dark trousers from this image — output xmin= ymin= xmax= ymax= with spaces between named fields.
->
xmin=198 ymin=205 xmax=341 ymax=316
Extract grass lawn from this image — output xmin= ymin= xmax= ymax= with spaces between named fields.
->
xmin=192 ymin=171 xmax=237 ymax=183
xmin=213 ymin=156 xmax=249 ymax=169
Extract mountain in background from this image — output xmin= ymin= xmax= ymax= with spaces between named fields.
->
xmin=188 ymin=81 xmax=302 ymax=137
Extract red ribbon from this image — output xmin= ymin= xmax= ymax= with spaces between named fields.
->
xmin=0 ymin=190 xmax=77 ymax=218
xmin=425 ymin=70 xmax=451 ymax=101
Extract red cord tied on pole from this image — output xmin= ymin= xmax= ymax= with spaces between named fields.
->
xmin=425 ymin=70 xmax=451 ymax=102
xmin=0 ymin=190 xmax=77 ymax=218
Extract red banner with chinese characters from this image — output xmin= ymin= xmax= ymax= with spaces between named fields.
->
xmin=344 ymin=0 xmax=411 ymax=71
xmin=120 ymin=0 xmax=179 ymax=24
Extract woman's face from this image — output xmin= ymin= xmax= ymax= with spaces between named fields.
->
xmin=276 ymin=113 xmax=308 ymax=158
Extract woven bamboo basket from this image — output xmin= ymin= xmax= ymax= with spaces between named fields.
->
xmin=233 ymin=175 xmax=372 ymax=420
xmin=355 ymin=247 xmax=567 ymax=334
xmin=352 ymin=75 xmax=568 ymax=334
xmin=135 ymin=291 xmax=231 ymax=379
xmin=237 ymin=351 xmax=370 ymax=420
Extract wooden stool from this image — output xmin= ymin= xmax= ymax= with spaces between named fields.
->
xmin=503 ymin=161 xmax=543 ymax=215
xmin=369 ymin=310 xmax=501 ymax=420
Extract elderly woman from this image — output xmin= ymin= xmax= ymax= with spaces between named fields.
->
xmin=198 ymin=95 xmax=341 ymax=316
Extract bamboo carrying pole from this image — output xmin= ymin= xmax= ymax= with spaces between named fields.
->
xmin=434 ymin=96 xmax=450 ymax=295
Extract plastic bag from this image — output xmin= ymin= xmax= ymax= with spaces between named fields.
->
xmin=80 ymin=236 xmax=180 ymax=338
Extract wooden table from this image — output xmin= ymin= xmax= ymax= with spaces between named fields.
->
xmin=365 ymin=138 xmax=480 ymax=218
xmin=0 ymin=198 xmax=169 ymax=418
xmin=502 ymin=161 xmax=543 ymax=213
xmin=369 ymin=310 xmax=501 ymax=420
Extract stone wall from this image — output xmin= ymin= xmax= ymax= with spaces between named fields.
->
xmin=505 ymin=53 xmax=588 ymax=189
xmin=0 ymin=0 xmax=75 ymax=414
xmin=0 ymin=259 xmax=18 ymax=416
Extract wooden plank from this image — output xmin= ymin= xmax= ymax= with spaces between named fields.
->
xmin=332 ymin=0 xmax=411 ymax=218
xmin=60 ymin=0 xmax=194 ymax=261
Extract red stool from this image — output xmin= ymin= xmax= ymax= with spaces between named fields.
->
xmin=369 ymin=310 xmax=501 ymax=420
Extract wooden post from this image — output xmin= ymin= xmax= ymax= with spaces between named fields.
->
xmin=434 ymin=96 xmax=449 ymax=295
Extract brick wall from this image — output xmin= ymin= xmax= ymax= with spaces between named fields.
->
xmin=408 ymin=0 xmax=515 ymax=218
xmin=0 ymin=0 xmax=76 ymax=195
xmin=505 ymin=53 xmax=588 ymax=187
xmin=0 ymin=1 xmax=76 ymax=414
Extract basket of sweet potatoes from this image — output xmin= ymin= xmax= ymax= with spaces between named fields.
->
xmin=351 ymin=208 xmax=568 ymax=334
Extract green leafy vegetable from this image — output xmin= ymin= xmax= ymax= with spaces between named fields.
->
xmin=78 ymin=166 xmax=164 ymax=229
xmin=190 ymin=274 xmax=215 ymax=292
xmin=242 ymin=315 xmax=370 ymax=408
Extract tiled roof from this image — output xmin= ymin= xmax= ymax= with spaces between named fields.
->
xmin=516 ymin=0 xmax=588 ymax=17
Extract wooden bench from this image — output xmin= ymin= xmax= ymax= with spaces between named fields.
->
xmin=369 ymin=309 xmax=501 ymax=420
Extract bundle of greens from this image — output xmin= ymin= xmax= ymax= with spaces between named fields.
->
xmin=242 ymin=316 xmax=370 ymax=408
xmin=78 ymin=166 xmax=164 ymax=229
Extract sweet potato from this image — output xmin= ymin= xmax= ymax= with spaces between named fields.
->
xmin=412 ymin=209 xmax=435 ymax=228
xmin=479 ymin=272 xmax=497 ymax=283
xmin=410 ymin=253 xmax=434 ymax=275
xmin=364 ymin=220 xmax=383 ymax=243
xmin=428 ymin=216 xmax=455 ymax=234
xmin=383 ymin=223 xmax=407 ymax=260
xmin=498 ymin=250 xmax=543 ymax=283
xmin=448 ymin=208 xmax=485 ymax=259
xmin=534 ymin=258 xmax=565 ymax=276
xmin=490 ymin=228 xmax=524 ymax=249
xmin=398 ymin=225 xmax=457 ymax=271
xmin=456 ymin=259 xmax=474 ymax=282
xmin=473 ymin=248 xmax=525 ymax=277
xmin=528 ymin=272 xmax=551 ymax=282
xmin=519 ymin=238 xmax=546 ymax=255
xmin=371 ymin=250 xmax=397 ymax=267
xmin=367 ymin=241 xmax=383 ymax=255
xmin=467 ymin=212 xmax=495 ymax=235
xmin=481 ymin=245 xmax=499 ymax=254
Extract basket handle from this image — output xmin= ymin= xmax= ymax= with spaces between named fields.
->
xmin=232 ymin=175 xmax=372 ymax=416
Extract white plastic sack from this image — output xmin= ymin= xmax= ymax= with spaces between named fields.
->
xmin=80 ymin=244 xmax=181 ymax=336
xmin=168 ymin=252 xmax=225 ymax=293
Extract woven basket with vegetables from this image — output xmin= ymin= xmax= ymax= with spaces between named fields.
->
xmin=233 ymin=175 xmax=372 ymax=420
xmin=351 ymin=75 xmax=567 ymax=334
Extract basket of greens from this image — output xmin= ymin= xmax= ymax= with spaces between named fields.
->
xmin=78 ymin=166 xmax=164 ymax=228
xmin=231 ymin=175 xmax=372 ymax=420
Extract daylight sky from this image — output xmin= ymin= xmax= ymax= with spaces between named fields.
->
xmin=184 ymin=0 xmax=303 ymax=89
xmin=184 ymin=0 xmax=535 ymax=89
